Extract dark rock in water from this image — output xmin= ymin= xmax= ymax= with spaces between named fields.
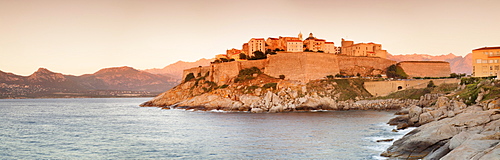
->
xmin=391 ymin=129 xmax=398 ymax=132
xmin=396 ymin=122 xmax=409 ymax=130
xmin=387 ymin=115 xmax=409 ymax=125
xmin=376 ymin=138 xmax=394 ymax=142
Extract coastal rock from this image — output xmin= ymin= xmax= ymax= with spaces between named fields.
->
xmin=382 ymin=110 xmax=500 ymax=159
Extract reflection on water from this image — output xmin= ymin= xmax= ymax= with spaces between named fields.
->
xmin=0 ymin=98 xmax=410 ymax=159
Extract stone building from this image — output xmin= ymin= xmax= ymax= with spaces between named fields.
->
xmin=265 ymin=38 xmax=280 ymax=51
xmin=286 ymin=40 xmax=303 ymax=52
xmin=246 ymin=38 xmax=265 ymax=57
xmin=340 ymin=38 xmax=388 ymax=58
xmin=303 ymin=33 xmax=325 ymax=52
xmin=226 ymin=48 xmax=241 ymax=60
xmin=324 ymin=42 xmax=336 ymax=53
xmin=472 ymin=46 xmax=500 ymax=77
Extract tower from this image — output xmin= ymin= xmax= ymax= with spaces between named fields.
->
xmin=298 ymin=32 xmax=303 ymax=41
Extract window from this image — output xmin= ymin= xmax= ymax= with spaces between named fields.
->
xmin=483 ymin=60 xmax=488 ymax=63
xmin=490 ymin=60 xmax=494 ymax=63
xmin=477 ymin=59 xmax=482 ymax=63
xmin=495 ymin=66 xmax=499 ymax=70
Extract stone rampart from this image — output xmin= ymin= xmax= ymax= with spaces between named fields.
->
xmin=182 ymin=66 xmax=211 ymax=82
xmin=364 ymin=79 xmax=460 ymax=96
xmin=264 ymin=52 xmax=340 ymax=82
xmin=211 ymin=61 xmax=240 ymax=85
xmin=181 ymin=53 xmax=451 ymax=85
xmin=398 ymin=61 xmax=451 ymax=78
xmin=337 ymin=56 xmax=396 ymax=76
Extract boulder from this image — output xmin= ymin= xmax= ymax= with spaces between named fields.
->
xmin=250 ymin=108 xmax=264 ymax=113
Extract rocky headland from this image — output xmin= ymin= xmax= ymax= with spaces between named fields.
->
xmin=142 ymin=66 xmax=500 ymax=159
xmin=141 ymin=67 xmax=420 ymax=112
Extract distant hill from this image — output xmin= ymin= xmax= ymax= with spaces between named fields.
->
xmin=387 ymin=53 xmax=472 ymax=74
xmin=143 ymin=58 xmax=213 ymax=82
xmin=0 ymin=67 xmax=177 ymax=98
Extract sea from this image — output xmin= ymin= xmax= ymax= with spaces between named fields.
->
xmin=0 ymin=98 xmax=413 ymax=159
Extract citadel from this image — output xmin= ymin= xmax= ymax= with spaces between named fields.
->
xmin=184 ymin=33 xmax=453 ymax=96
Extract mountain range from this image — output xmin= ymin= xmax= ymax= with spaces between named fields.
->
xmin=0 ymin=53 xmax=470 ymax=98
xmin=0 ymin=67 xmax=177 ymax=98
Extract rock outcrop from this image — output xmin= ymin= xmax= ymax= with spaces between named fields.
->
xmin=141 ymin=74 xmax=425 ymax=112
xmin=382 ymin=96 xmax=500 ymax=159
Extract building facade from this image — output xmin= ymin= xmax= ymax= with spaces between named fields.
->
xmin=303 ymin=33 xmax=325 ymax=52
xmin=324 ymin=42 xmax=336 ymax=53
xmin=340 ymin=39 xmax=387 ymax=58
xmin=226 ymin=48 xmax=242 ymax=60
xmin=247 ymin=38 xmax=265 ymax=57
xmin=286 ymin=40 xmax=303 ymax=52
xmin=472 ymin=46 xmax=500 ymax=77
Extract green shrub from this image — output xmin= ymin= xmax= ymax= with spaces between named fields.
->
xmin=387 ymin=64 xmax=408 ymax=79
xmin=262 ymin=83 xmax=277 ymax=90
xmin=234 ymin=67 xmax=262 ymax=83
xmin=279 ymin=75 xmax=285 ymax=79
xmin=184 ymin=73 xmax=195 ymax=82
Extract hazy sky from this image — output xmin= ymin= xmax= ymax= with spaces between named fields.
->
xmin=1 ymin=0 xmax=499 ymax=76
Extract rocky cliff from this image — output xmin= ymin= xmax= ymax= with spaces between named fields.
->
xmin=141 ymin=68 xmax=422 ymax=112
xmin=382 ymin=79 xmax=500 ymax=159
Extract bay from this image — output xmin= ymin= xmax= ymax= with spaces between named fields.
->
xmin=0 ymin=98 xmax=411 ymax=159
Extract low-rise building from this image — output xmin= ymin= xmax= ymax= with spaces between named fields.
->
xmin=286 ymin=40 xmax=303 ymax=52
xmin=247 ymin=38 xmax=265 ymax=57
xmin=303 ymin=33 xmax=325 ymax=52
xmin=340 ymin=38 xmax=388 ymax=58
xmin=472 ymin=46 xmax=500 ymax=77
xmin=324 ymin=42 xmax=336 ymax=53
xmin=226 ymin=48 xmax=242 ymax=60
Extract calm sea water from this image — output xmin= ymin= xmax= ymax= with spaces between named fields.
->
xmin=0 ymin=98 xmax=412 ymax=159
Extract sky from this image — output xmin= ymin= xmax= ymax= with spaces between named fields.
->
xmin=1 ymin=0 xmax=499 ymax=76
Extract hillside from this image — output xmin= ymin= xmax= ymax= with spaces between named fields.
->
xmin=0 ymin=67 xmax=177 ymax=98
xmin=387 ymin=53 xmax=472 ymax=74
xmin=143 ymin=58 xmax=213 ymax=82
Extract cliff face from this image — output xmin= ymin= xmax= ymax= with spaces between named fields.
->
xmin=141 ymin=71 xmax=420 ymax=112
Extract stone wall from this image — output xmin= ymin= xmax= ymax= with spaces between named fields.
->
xmin=181 ymin=53 xmax=451 ymax=85
xmin=337 ymin=56 xmax=396 ymax=76
xmin=398 ymin=61 xmax=451 ymax=78
xmin=264 ymin=52 xmax=340 ymax=82
xmin=182 ymin=66 xmax=211 ymax=82
xmin=364 ymin=79 xmax=460 ymax=96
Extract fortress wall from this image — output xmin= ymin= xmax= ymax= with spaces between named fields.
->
xmin=265 ymin=52 xmax=308 ymax=81
xmin=398 ymin=61 xmax=451 ymax=78
xmin=304 ymin=52 xmax=340 ymax=81
xmin=364 ymin=79 xmax=459 ymax=97
xmin=182 ymin=66 xmax=211 ymax=82
xmin=337 ymin=56 xmax=396 ymax=75
xmin=239 ymin=59 xmax=267 ymax=70
xmin=211 ymin=61 xmax=240 ymax=85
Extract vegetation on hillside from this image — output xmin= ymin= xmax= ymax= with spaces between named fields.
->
xmin=307 ymin=78 xmax=372 ymax=101
xmin=456 ymin=77 xmax=500 ymax=105
xmin=378 ymin=81 xmax=458 ymax=100
xmin=386 ymin=64 xmax=408 ymax=79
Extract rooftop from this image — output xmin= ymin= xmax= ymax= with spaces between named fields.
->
xmin=399 ymin=61 xmax=449 ymax=64
xmin=473 ymin=46 xmax=500 ymax=51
